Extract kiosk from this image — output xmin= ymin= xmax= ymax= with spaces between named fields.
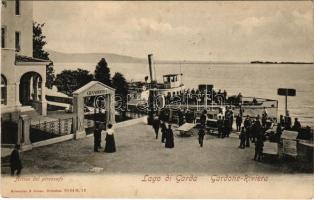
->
xmin=72 ymin=81 xmax=115 ymax=139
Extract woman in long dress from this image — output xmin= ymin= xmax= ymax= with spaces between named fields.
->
xmin=165 ymin=124 xmax=174 ymax=148
xmin=104 ymin=124 xmax=116 ymax=153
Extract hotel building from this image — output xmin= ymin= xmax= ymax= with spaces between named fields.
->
xmin=1 ymin=0 xmax=49 ymax=122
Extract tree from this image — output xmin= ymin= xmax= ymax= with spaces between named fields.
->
xmin=94 ymin=58 xmax=111 ymax=86
xmin=112 ymin=72 xmax=129 ymax=118
xmin=112 ymin=72 xmax=128 ymax=97
xmin=33 ymin=22 xmax=55 ymax=89
xmin=45 ymin=63 xmax=55 ymax=89
xmin=54 ymin=69 xmax=93 ymax=96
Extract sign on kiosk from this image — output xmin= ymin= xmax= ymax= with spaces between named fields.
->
xmin=86 ymin=89 xmax=108 ymax=96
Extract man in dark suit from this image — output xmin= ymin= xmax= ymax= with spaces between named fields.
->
xmin=285 ymin=113 xmax=292 ymax=130
xmin=160 ymin=121 xmax=167 ymax=143
xmin=244 ymin=115 xmax=251 ymax=147
xmin=223 ymin=117 xmax=230 ymax=138
xmin=236 ymin=114 xmax=242 ymax=132
xmin=200 ymin=110 xmax=207 ymax=127
xmin=93 ymin=122 xmax=102 ymax=152
xmin=10 ymin=144 xmax=22 ymax=176
xmin=152 ymin=116 xmax=161 ymax=139
xmin=254 ymin=133 xmax=265 ymax=161
xmin=217 ymin=116 xmax=224 ymax=138
xmin=178 ymin=109 xmax=184 ymax=126
xmin=251 ymin=117 xmax=262 ymax=143
xmin=292 ymin=118 xmax=301 ymax=131
xmin=198 ymin=127 xmax=205 ymax=147
xmin=239 ymin=127 xmax=246 ymax=149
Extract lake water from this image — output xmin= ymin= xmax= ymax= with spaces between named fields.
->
xmin=54 ymin=62 xmax=314 ymax=127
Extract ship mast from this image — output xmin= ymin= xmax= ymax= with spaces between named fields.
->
xmin=180 ymin=61 xmax=183 ymax=86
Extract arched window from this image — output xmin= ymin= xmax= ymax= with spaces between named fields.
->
xmin=1 ymin=75 xmax=7 ymax=105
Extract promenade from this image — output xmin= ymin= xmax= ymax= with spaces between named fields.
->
xmin=1 ymin=122 xmax=311 ymax=175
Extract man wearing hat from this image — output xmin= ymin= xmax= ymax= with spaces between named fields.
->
xmin=94 ymin=121 xmax=102 ymax=152
xmin=10 ymin=144 xmax=22 ymax=176
xmin=198 ymin=127 xmax=205 ymax=147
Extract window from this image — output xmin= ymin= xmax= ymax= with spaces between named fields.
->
xmin=15 ymin=31 xmax=20 ymax=52
xmin=15 ymin=0 xmax=20 ymax=15
xmin=1 ymin=27 xmax=5 ymax=48
xmin=1 ymin=75 xmax=7 ymax=105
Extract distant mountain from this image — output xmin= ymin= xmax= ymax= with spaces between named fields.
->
xmin=48 ymin=49 xmax=253 ymax=64
xmin=48 ymin=50 xmax=146 ymax=63
xmin=251 ymin=60 xmax=314 ymax=64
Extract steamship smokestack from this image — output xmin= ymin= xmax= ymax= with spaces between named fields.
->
xmin=147 ymin=54 xmax=156 ymax=125
xmin=148 ymin=54 xmax=155 ymax=83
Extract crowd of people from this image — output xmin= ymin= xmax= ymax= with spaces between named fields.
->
xmin=151 ymin=105 xmax=237 ymax=149
xmin=177 ymin=109 xmax=196 ymax=125
xmin=237 ymin=109 xmax=303 ymax=162
xmin=164 ymin=88 xmax=231 ymax=106
xmin=279 ymin=112 xmax=302 ymax=132
xmin=237 ymin=114 xmax=267 ymax=161
xmin=153 ymin=105 xmax=305 ymax=163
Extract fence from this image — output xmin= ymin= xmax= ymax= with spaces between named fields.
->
xmin=30 ymin=118 xmax=73 ymax=143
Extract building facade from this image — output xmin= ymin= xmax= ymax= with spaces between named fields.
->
xmin=1 ymin=0 xmax=48 ymax=120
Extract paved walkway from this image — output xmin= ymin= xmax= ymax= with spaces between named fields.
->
xmin=1 ymin=122 xmax=312 ymax=175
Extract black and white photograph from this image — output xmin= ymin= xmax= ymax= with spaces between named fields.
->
xmin=1 ymin=0 xmax=313 ymax=198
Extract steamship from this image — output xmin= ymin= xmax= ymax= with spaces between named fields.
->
xmin=127 ymin=54 xmax=278 ymax=119
xmin=128 ymin=54 xmax=185 ymax=104
xmin=128 ymin=73 xmax=185 ymax=104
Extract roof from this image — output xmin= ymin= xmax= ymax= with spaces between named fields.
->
xmin=46 ymin=86 xmax=71 ymax=98
xmin=15 ymin=55 xmax=51 ymax=63
xmin=73 ymin=81 xmax=115 ymax=95
xmin=47 ymin=101 xmax=71 ymax=109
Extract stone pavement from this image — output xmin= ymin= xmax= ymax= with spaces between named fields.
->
xmin=1 ymin=122 xmax=311 ymax=175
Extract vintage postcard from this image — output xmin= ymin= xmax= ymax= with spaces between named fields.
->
xmin=1 ymin=0 xmax=313 ymax=198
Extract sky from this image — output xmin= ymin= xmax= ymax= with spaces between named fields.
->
xmin=33 ymin=1 xmax=314 ymax=62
